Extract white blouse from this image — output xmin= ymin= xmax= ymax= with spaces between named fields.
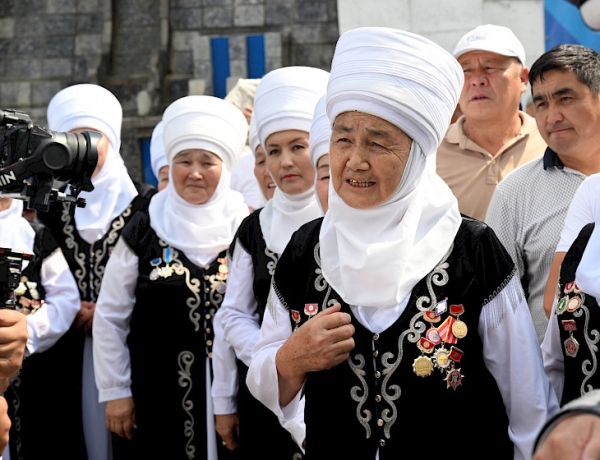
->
xmin=212 ymin=241 xmax=306 ymax=448
xmin=26 ymin=248 xmax=80 ymax=356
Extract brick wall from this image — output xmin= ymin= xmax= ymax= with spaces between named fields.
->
xmin=0 ymin=0 xmax=339 ymax=181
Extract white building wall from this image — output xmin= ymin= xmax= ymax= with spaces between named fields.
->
xmin=337 ymin=0 xmax=545 ymax=68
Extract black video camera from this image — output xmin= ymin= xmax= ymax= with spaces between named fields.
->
xmin=0 ymin=108 xmax=99 ymax=212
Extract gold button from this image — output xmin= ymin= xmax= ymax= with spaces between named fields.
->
xmin=379 ymin=439 xmax=385 ymax=447
xmin=204 ymin=275 xmax=209 ymax=280
xmin=208 ymin=352 xmax=213 ymax=358
xmin=373 ymin=350 xmax=379 ymax=358
xmin=206 ymin=340 xmax=213 ymax=346
xmin=205 ymin=301 xmax=210 ymax=307
xmin=205 ymin=288 xmax=210 ymax=293
xmin=204 ymin=265 xmax=210 ymax=270
xmin=206 ymin=328 xmax=211 ymax=334
xmin=375 ymin=395 xmax=382 ymax=402
xmin=377 ymin=419 xmax=383 ymax=427
xmin=205 ymin=314 xmax=211 ymax=320
xmin=375 ymin=371 xmax=381 ymax=378
xmin=373 ymin=333 xmax=380 ymax=340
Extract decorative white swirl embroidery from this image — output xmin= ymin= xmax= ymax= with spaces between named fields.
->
xmin=348 ymin=354 xmax=372 ymax=438
xmin=159 ymin=240 xmax=202 ymax=332
xmin=92 ymin=205 xmax=131 ymax=295
xmin=178 ymin=351 xmax=195 ymax=459
xmin=380 ymin=244 xmax=453 ymax=437
xmin=60 ymin=204 xmax=87 ymax=296
xmin=265 ymin=247 xmax=277 ymax=276
xmin=579 ymin=294 xmax=600 ymax=396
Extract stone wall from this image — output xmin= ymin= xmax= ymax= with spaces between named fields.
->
xmin=0 ymin=0 xmax=339 ymax=181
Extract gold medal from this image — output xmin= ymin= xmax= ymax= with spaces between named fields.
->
xmin=412 ymin=356 xmax=434 ymax=377
xmin=434 ymin=347 xmax=451 ymax=370
xmin=451 ymin=320 xmax=468 ymax=339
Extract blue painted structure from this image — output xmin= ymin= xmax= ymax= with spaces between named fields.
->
xmin=545 ymin=0 xmax=600 ymax=51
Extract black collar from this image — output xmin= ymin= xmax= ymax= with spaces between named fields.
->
xmin=543 ymin=147 xmax=565 ymax=170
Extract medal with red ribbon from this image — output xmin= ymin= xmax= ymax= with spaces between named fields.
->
xmin=291 ymin=310 xmax=301 ymax=331
xmin=562 ymin=319 xmax=579 ymax=358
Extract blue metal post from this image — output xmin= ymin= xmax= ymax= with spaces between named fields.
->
xmin=246 ymin=34 xmax=266 ymax=78
xmin=211 ymin=37 xmax=230 ymax=98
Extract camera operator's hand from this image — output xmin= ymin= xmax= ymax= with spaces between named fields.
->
xmin=0 ymin=309 xmax=28 ymax=393
xmin=76 ymin=301 xmax=95 ymax=333
xmin=106 ymin=397 xmax=136 ymax=440
xmin=0 ymin=396 xmax=10 ymax=455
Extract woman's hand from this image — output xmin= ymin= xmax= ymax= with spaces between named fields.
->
xmin=276 ymin=303 xmax=355 ymax=406
xmin=106 ymin=397 xmax=136 ymax=439
xmin=76 ymin=301 xmax=95 ymax=332
xmin=215 ymin=413 xmax=240 ymax=451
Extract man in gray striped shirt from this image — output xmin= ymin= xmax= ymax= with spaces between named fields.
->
xmin=485 ymin=44 xmax=600 ymax=344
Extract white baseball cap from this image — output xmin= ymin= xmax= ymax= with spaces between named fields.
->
xmin=453 ymin=24 xmax=526 ymax=65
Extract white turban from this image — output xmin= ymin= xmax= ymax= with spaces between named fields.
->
xmin=326 ymin=27 xmax=463 ymax=157
xmin=253 ymin=66 xmax=330 ymax=147
xmin=150 ymin=121 xmax=167 ymax=178
xmin=149 ymin=95 xmax=249 ymax=266
xmin=249 ymin=114 xmax=260 ymax=155
xmin=309 ymin=95 xmax=331 ymax=167
xmin=46 ymin=84 xmax=137 ymax=244
xmin=47 ymin=83 xmax=122 ymax=152
xmin=162 ymin=95 xmax=248 ymax=172
xmin=320 ymin=27 xmax=463 ymax=309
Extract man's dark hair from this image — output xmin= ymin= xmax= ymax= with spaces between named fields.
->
xmin=529 ymin=44 xmax=600 ymax=96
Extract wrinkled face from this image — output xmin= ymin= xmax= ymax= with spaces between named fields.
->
xmin=458 ymin=51 xmax=528 ymax=121
xmin=532 ymin=70 xmax=600 ymax=161
xmin=265 ymin=130 xmax=315 ymax=195
xmin=330 ymin=112 xmax=412 ymax=209
xmin=253 ymin=145 xmax=276 ymax=200
xmin=315 ymin=154 xmax=330 ymax=213
xmin=69 ymin=128 xmax=109 ymax=177
xmin=171 ymin=149 xmax=222 ymax=205
xmin=157 ymin=165 xmax=169 ymax=192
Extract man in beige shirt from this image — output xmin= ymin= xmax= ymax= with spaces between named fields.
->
xmin=437 ymin=24 xmax=546 ymax=221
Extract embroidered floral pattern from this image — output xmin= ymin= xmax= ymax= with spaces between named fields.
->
xmin=178 ymin=351 xmax=196 ymax=459
xmin=348 ymin=354 xmax=372 ymax=438
xmin=60 ymin=204 xmax=87 ymax=296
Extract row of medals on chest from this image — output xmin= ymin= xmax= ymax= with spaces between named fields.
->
xmin=556 ymin=281 xmax=583 ymax=358
xmin=412 ymin=299 xmax=467 ymax=390
xmin=149 ymin=247 xmax=228 ymax=294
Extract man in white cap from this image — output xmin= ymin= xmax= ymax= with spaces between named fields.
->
xmin=247 ymin=26 xmax=557 ymax=460
xmin=437 ymin=24 xmax=546 ymax=222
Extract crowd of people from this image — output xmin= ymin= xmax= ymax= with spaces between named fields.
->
xmin=1 ymin=21 xmax=600 ymax=460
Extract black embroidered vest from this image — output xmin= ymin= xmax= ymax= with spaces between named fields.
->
xmin=273 ymin=217 xmax=514 ymax=460
xmin=120 ymin=210 xmax=228 ymax=459
xmin=556 ymin=223 xmax=600 ymax=405
xmin=228 ymin=208 xmax=278 ymax=324
xmin=7 ymin=222 xmax=89 ymax=460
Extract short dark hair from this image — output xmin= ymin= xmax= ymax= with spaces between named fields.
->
xmin=529 ymin=44 xmax=600 ymax=96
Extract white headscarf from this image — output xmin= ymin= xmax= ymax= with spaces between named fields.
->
xmin=148 ymin=96 xmax=249 ymax=266
xmin=309 ymin=95 xmax=331 ymax=168
xmin=320 ymin=27 xmax=464 ymax=308
xmin=253 ymin=66 xmax=329 ymax=254
xmin=576 ymin=203 xmax=600 ymax=299
xmin=0 ymin=200 xmax=35 ymax=269
xmin=150 ymin=121 xmax=167 ymax=179
xmin=47 ymin=84 xmax=138 ymax=244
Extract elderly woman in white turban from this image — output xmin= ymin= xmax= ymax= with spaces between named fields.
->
xmin=0 ymin=196 xmax=80 ymax=460
xmin=42 ymin=83 xmax=157 ymax=460
xmin=213 ymin=66 xmax=328 ymax=458
xmin=92 ymin=95 xmax=249 ymax=460
xmin=150 ymin=120 xmax=169 ymax=191
xmin=246 ymin=28 xmax=559 ymax=460
xmin=310 ymin=95 xmax=332 ymax=213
